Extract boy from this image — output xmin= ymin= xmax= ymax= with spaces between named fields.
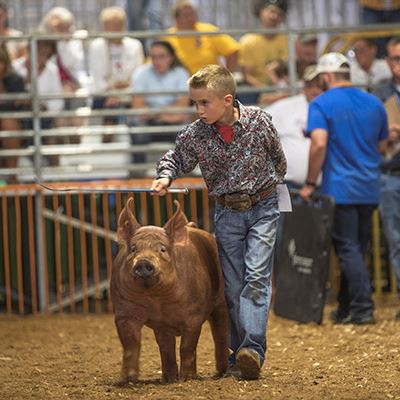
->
xmin=151 ymin=64 xmax=286 ymax=380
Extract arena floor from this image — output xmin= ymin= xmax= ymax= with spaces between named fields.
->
xmin=1 ymin=300 xmax=399 ymax=400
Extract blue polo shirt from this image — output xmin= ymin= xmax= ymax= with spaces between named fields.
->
xmin=307 ymin=86 xmax=388 ymax=204
xmin=131 ymin=64 xmax=189 ymax=108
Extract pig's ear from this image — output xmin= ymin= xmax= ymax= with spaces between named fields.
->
xmin=117 ymin=197 xmax=141 ymax=244
xmin=163 ymin=200 xmax=188 ymax=243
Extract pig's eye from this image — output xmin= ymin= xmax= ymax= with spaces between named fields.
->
xmin=130 ymin=244 xmax=136 ymax=253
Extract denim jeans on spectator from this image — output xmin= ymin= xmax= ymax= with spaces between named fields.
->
xmin=332 ymin=204 xmax=376 ymax=318
xmin=379 ymin=174 xmax=400 ymax=296
xmin=214 ymin=192 xmax=279 ymax=366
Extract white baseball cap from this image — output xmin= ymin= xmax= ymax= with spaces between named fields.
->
xmin=306 ymin=52 xmax=350 ymax=80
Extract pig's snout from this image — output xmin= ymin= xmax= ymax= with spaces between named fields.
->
xmin=133 ymin=259 xmax=156 ymax=279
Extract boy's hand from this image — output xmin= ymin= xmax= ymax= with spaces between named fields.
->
xmin=151 ymin=178 xmax=171 ymax=196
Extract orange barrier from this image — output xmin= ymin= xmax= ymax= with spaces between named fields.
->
xmin=0 ymin=178 xmax=212 ymax=315
xmin=0 ymin=179 xmax=396 ymax=315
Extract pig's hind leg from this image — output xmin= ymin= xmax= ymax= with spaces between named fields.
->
xmin=154 ymin=329 xmax=179 ymax=383
xmin=179 ymin=326 xmax=202 ymax=381
xmin=208 ymin=301 xmax=229 ymax=376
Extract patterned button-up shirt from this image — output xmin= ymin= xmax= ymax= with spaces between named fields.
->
xmin=156 ymin=101 xmax=287 ymax=197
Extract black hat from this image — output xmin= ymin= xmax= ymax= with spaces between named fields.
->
xmin=253 ymin=0 xmax=288 ymax=17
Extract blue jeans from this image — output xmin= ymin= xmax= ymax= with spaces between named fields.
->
xmin=214 ymin=192 xmax=279 ymax=366
xmin=379 ymin=174 xmax=400 ymax=296
xmin=332 ymin=204 xmax=376 ymax=318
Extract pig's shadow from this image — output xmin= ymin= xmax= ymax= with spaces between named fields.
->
xmin=110 ymin=375 xmax=210 ymax=388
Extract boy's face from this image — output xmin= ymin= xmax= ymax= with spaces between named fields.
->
xmin=189 ymin=87 xmax=233 ymax=125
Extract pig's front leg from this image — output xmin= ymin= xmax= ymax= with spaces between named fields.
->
xmin=115 ymin=316 xmax=142 ymax=384
xmin=154 ymin=329 xmax=178 ymax=383
xmin=179 ymin=326 xmax=201 ymax=381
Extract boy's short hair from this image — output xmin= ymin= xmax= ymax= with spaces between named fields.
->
xmin=188 ymin=64 xmax=236 ymax=97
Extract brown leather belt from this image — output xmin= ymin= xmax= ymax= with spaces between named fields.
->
xmin=214 ymin=186 xmax=275 ymax=211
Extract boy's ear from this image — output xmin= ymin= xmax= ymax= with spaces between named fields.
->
xmin=224 ymin=94 xmax=234 ymax=105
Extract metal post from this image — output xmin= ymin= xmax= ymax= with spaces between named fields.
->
xmin=287 ymin=31 xmax=297 ymax=96
xmin=30 ymin=36 xmax=47 ymax=312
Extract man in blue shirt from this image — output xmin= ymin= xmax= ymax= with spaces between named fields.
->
xmin=300 ymin=52 xmax=389 ymax=324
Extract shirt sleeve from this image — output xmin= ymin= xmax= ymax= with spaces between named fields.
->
xmin=211 ymin=34 xmax=241 ymax=57
xmin=264 ymin=111 xmax=287 ymax=182
xmin=156 ymin=126 xmax=199 ymax=180
xmin=306 ymin=100 xmax=329 ymax=137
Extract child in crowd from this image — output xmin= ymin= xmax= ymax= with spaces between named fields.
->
xmin=151 ymin=64 xmax=286 ymax=380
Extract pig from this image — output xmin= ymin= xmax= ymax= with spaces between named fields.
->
xmin=111 ymin=198 xmax=229 ymax=383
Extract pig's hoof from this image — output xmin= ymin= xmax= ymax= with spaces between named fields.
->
xmin=179 ymin=373 xmax=198 ymax=382
xmin=162 ymin=375 xmax=179 ymax=384
xmin=118 ymin=375 xmax=138 ymax=386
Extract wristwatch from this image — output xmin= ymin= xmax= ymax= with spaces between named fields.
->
xmin=305 ymin=179 xmax=316 ymax=187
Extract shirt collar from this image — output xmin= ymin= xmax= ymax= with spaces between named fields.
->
xmin=235 ymin=99 xmax=250 ymax=130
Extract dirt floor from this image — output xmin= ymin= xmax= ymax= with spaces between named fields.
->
xmin=1 ymin=299 xmax=400 ymax=400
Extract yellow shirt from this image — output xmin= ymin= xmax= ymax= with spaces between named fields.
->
xmin=165 ymin=22 xmax=241 ymax=74
xmin=238 ymin=33 xmax=288 ymax=84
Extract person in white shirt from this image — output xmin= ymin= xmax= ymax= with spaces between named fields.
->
xmin=264 ymin=64 xmax=323 ymax=188
xmin=350 ymin=37 xmax=392 ymax=90
xmin=89 ymin=6 xmax=144 ymax=133
xmin=13 ymin=39 xmax=64 ymax=165
xmin=38 ymin=7 xmax=87 ymax=92
xmin=13 ymin=40 xmax=64 ymax=117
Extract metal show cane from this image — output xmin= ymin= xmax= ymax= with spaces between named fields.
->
xmin=35 ymin=181 xmax=190 ymax=195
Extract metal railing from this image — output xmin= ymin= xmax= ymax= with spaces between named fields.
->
xmin=1 ymin=23 xmax=399 ymax=184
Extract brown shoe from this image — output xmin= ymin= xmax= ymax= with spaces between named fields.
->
xmin=236 ymin=348 xmax=261 ymax=380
